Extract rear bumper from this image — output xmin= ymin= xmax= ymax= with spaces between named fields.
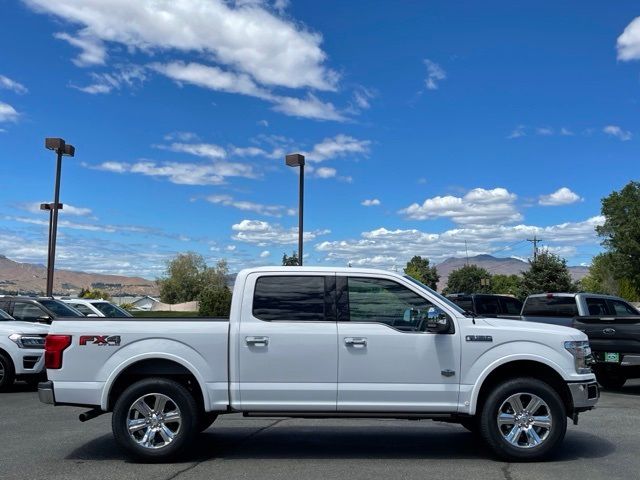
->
xmin=568 ymin=381 xmax=599 ymax=409
xmin=38 ymin=380 xmax=55 ymax=405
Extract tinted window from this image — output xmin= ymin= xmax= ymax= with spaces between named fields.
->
xmin=13 ymin=302 xmax=47 ymax=321
xmin=347 ymin=277 xmax=439 ymax=332
xmin=71 ymin=303 xmax=95 ymax=316
xmin=501 ymin=297 xmax=523 ymax=315
xmin=586 ymin=297 xmax=610 ymax=316
xmin=609 ymin=299 xmax=639 ymax=316
xmin=93 ymin=302 xmax=132 ymax=317
xmin=522 ymin=296 xmax=578 ymax=318
xmin=39 ymin=299 xmax=83 ymax=317
xmin=0 ymin=308 xmax=13 ymax=320
xmin=475 ymin=296 xmax=501 ymax=316
xmin=253 ymin=276 xmax=327 ymax=321
xmin=0 ymin=300 xmax=10 ymax=313
xmin=448 ymin=296 xmax=473 ymax=312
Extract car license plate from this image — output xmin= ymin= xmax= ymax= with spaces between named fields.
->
xmin=604 ymin=352 xmax=620 ymax=363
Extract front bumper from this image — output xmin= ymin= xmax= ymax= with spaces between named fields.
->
xmin=568 ymin=380 xmax=599 ymax=409
xmin=38 ymin=380 xmax=55 ymax=405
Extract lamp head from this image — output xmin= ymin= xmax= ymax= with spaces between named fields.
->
xmin=285 ymin=153 xmax=305 ymax=167
xmin=45 ymin=138 xmax=65 ymax=151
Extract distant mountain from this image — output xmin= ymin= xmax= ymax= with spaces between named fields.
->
xmin=435 ymin=254 xmax=589 ymax=291
xmin=0 ymin=255 xmax=159 ymax=296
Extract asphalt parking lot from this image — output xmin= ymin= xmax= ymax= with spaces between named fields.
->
xmin=1 ymin=381 xmax=639 ymax=480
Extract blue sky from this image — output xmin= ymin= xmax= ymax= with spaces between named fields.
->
xmin=0 ymin=0 xmax=639 ymax=279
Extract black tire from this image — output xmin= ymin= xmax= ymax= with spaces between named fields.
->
xmin=0 ymin=352 xmax=15 ymax=392
xmin=198 ymin=412 xmax=218 ymax=432
xmin=596 ymin=371 xmax=626 ymax=390
xmin=112 ymin=378 xmax=198 ymax=462
xmin=479 ymin=377 xmax=567 ymax=461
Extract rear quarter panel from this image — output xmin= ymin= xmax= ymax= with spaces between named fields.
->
xmin=47 ymin=319 xmax=229 ymax=411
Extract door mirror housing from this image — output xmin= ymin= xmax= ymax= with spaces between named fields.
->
xmin=425 ymin=307 xmax=451 ymax=333
xmin=37 ymin=315 xmax=52 ymax=324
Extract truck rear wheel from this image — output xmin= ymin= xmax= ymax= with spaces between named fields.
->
xmin=0 ymin=352 xmax=15 ymax=392
xmin=112 ymin=378 xmax=198 ymax=461
xmin=479 ymin=377 xmax=566 ymax=461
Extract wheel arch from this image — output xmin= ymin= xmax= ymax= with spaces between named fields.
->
xmin=470 ymin=359 xmax=573 ymax=417
xmin=102 ymin=355 xmax=208 ymax=412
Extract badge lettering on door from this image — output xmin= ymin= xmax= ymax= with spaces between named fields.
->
xmin=465 ymin=335 xmax=493 ymax=342
xmin=79 ymin=335 xmax=121 ymax=346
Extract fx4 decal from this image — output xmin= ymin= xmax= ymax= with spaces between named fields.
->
xmin=79 ymin=335 xmax=121 ymax=346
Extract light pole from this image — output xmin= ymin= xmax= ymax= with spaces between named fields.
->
xmin=44 ymin=138 xmax=75 ymax=296
xmin=285 ymin=153 xmax=305 ymax=266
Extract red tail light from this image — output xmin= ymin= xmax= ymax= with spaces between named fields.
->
xmin=45 ymin=335 xmax=72 ymax=369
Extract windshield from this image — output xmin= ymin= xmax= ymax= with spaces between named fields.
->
xmin=0 ymin=308 xmax=13 ymax=320
xmin=39 ymin=299 xmax=84 ymax=317
xmin=403 ymin=275 xmax=467 ymax=315
xmin=92 ymin=302 xmax=132 ymax=317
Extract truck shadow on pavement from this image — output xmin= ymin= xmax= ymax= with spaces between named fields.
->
xmin=66 ymin=424 xmax=615 ymax=464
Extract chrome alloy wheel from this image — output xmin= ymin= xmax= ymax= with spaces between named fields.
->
xmin=0 ymin=361 xmax=4 ymax=382
xmin=497 ymin=392 xmax=552 ymax=449
xmin=127 ymin=393 xmax=182 ymax=450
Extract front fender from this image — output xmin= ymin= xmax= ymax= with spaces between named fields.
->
xmin=99 ymin=338 xmax=214 ymax=411
xmin=462 ymin=340 xmax=577 ymax=415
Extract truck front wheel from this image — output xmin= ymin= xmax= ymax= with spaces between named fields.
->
xmin=0 ymin=352 xmax=15 ymax=392
xmin=479 ymin=377 xmax=567 ymax=461
xmin=112 ymin=378 xmax=199 ymax=461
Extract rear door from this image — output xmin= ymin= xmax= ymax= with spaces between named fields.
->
xmin=336 ymin=274 xmax=460 ymax=412
xmin=237 ymin=273 xmax=338 ymax=411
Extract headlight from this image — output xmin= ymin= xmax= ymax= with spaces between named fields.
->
xmin=8 ymin=334 xmax=46 ymax=349
xmin=564 ymin=340 xmax=593 ymax=374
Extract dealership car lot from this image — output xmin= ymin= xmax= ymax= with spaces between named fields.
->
xmin=0 ymin=381 xmax=638 ymax=480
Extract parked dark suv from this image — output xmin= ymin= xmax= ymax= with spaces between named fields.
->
xmin=446 ymin=293 xmax=523 ymax=318
xmin=0 ymin=296 xmax=83 ymax=324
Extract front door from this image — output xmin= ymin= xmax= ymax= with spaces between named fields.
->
xmin=237 ymin=273 xmax=338 ymax=411
xmin=337 ymin=275 xmax=460 ymax=412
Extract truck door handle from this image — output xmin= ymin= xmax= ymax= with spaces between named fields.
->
xmin=344 ymin=337 xmax=367 ymax=347
xmin=245 ymin=336 xmax=269 ymax=346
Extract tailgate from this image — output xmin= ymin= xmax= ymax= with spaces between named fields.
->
xmin=573 ymin=316 xmax=640 ymax=355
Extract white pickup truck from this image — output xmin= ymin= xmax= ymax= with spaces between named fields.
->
xmin=39 ymin=267 xmax=599 ymax=462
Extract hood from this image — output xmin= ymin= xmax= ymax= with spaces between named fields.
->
xmin=0 ymin=320 xmax=50 ymax=335
xmin=481 ymin=317 xmax=586 ymax=340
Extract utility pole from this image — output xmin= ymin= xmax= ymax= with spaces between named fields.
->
xmin=527 ymin=235 xmax=542 ymax=262
xmin=465 ymin=240 xmax=470 ymax=266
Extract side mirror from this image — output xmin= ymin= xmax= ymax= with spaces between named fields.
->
xmin=426 ymin=307 xmax=451 ymax=333
xmin=37 ymin=315 xmax=52 ymax=324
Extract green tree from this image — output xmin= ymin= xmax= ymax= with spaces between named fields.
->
xmin=578 ymin=253 xmax=619 ymax=295
xmin=79 ymin=288 xmax=112 ymax=300
xmin=490 ymin=274 xmax=524 ymax=298
xmin=282 ymin=251 xmax=299 ymax=266
xmin=404 ymin=255 xmax=440 ymax=290
xmin=444 ymin=265 xmax=492 ymax=294
xmin=198 ymin=259 xmax=232 ymax=316
xmin=158 ymin=252 xmax=209 ymax=304
xmin=595 ymin=181 xmax=640 ymax=293
xmin=521 ymin=251 xmax=576 ymax=296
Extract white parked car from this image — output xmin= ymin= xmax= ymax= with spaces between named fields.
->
xmin=0 ymin=308 xmax=48 ymax=391
xmin=40 ymin=267 xmax=598 ymax=462
xmin=62 ymin=299 xmax=132 ymax=318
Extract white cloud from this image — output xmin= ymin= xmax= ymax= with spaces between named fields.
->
xmin=361 ymin=199 xmax=381 ymax=207
xmin=20 ymin=202 xmax=93 ymax=217
xmin=0 ymin=102 xmax=19 ymax=122
xmin=315 ymin=216 xmax=604 ymax=269
xmin=536 ymin=127 xmax=554 ymax=136
xmin=164 ymin=131 xmax=199 ymax=142
xmin=400 ymin=187 xmax=521 ymax=225
xmin=72 ymin=65 xmax=147 ymax=94
xmin=205 ymin=194 xmax=294 ymax=217
xmin=352 ymin=86 xmax=375 ymax=110
xmin=424 ymin=59 xmax=446 ymax=90
xmin=259 ymin=250 xmax=270 ymax=258
xmin=304 ymin=134 xmax=370 ymax=162
xmin=160 ymin=141 xmax=227 ymax=160
xmin=88 ymin=158 xmax=255 ymax=185
xmin=603 ymin=125 xmax=632 ymax=141
xmin=232 ymin=219 xmax=330 ymax=245
xmin=271 ymin=94 xmax=346 ymax=121
xmin=257 ymin=119 xmax=269 ymax=127
xmin=539 ymin=187 xmax=583 ymax=206
xmin=314 ymin=167 xmax=337 ymax=179
xmin=617 ymin=16 xmax=640 ymax=61
xmin=53 ymin=31 xmax=107 ymax=67
xmin=25 ymin=0 xmax=338 ymax=91
xmin=560 ymin=127 xmax=574 ymax=136
xmin=0 ymin=75 xmax=28 ymax=94
xmin=507 ymin=125 xmax=526 ymax=139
